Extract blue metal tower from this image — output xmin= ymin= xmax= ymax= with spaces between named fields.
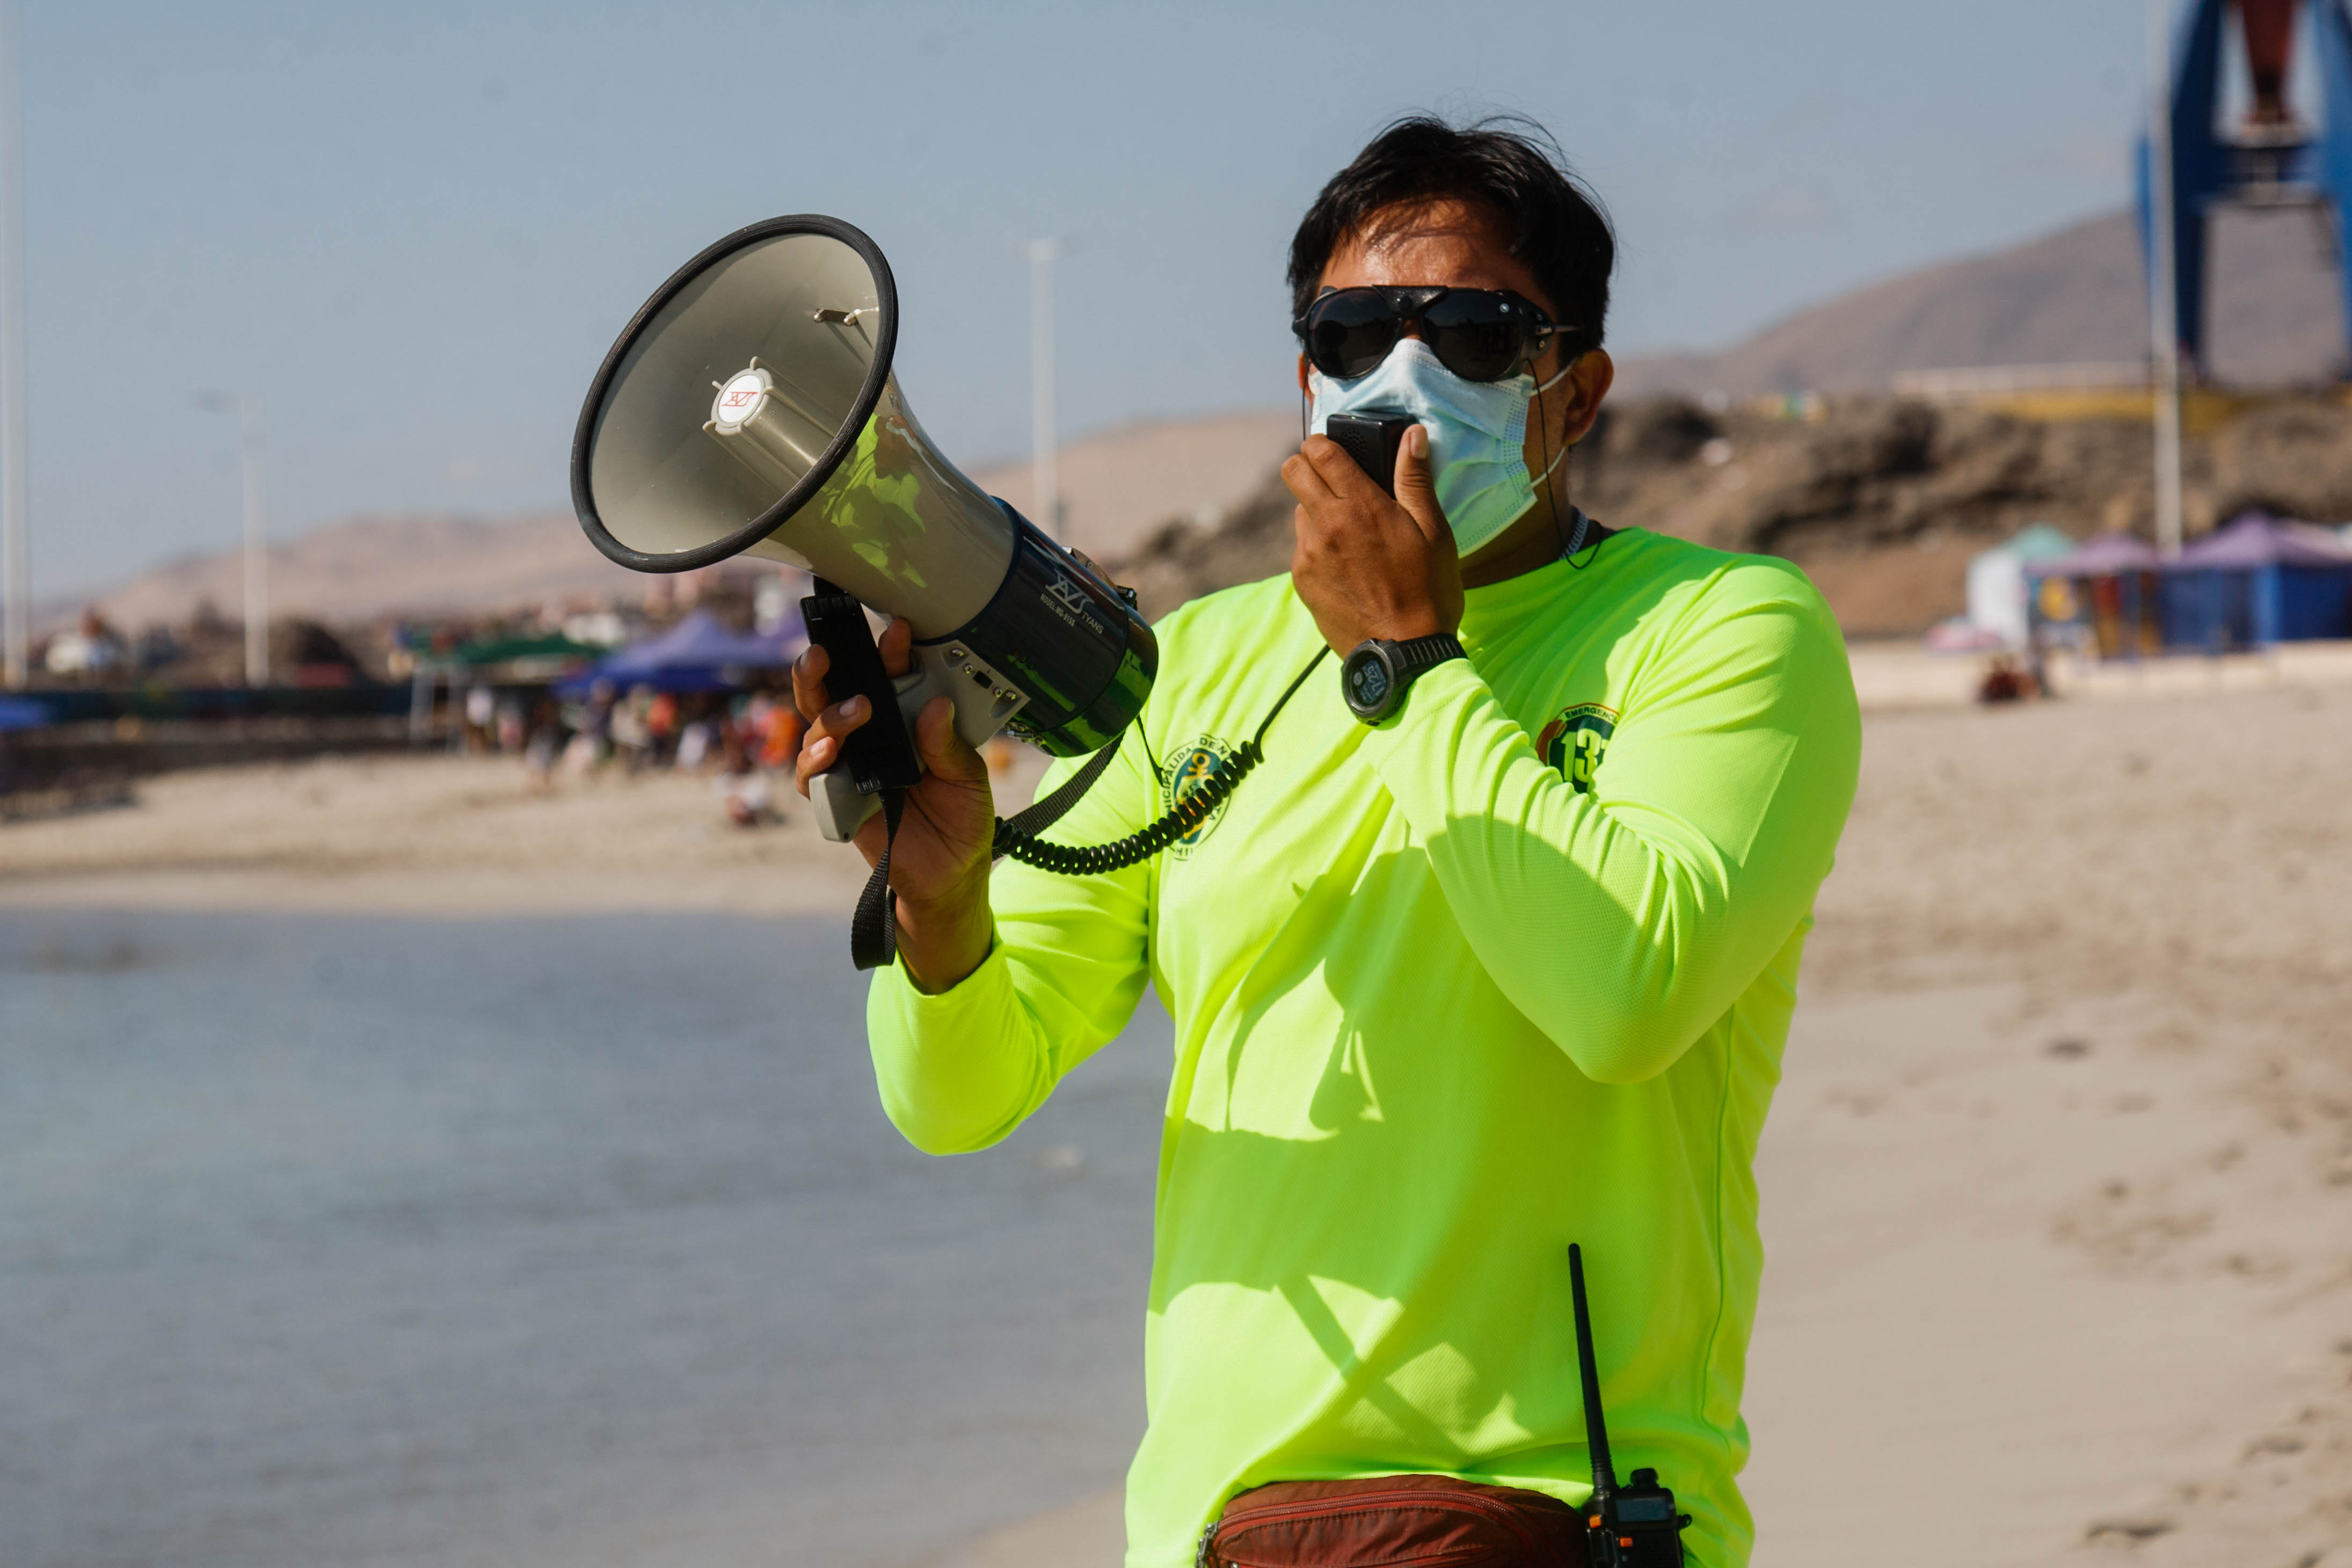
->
xmin=2138 ymin=0 xmax=2352 ymax=380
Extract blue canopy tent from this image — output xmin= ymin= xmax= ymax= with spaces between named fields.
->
xmin=0 ymin=696 xmax=52 ymax=731
xmin=558 ymin=610 xmax=805 ymax=696
xmin=2157 ymin=512 xmax=2352 ymax=649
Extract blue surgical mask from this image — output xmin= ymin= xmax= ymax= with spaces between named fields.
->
xmin=1308 ymin=337 xmax=1573 ymax=556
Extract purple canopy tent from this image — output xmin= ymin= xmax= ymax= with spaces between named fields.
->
xmin=2022 ymin=533 xmax=2163 ymax=658
xmin=2157 ymin=512 xmax=2352 ymax=647
xmin=2168 ymin=511 xmax=2352 ymax=569
xmin=2022 ymin=533 xmax=2161 ymax=579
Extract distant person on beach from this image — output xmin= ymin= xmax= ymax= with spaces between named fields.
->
xmin=611 ymin=685 xmax=654 ymax=772
xmin=749 ymin=692 xmax=803 ymax=773
xmin=796 ymin=115 xmax=1861 ymax=1568
xmin=522 ymin=700 xmax=561 ymax=792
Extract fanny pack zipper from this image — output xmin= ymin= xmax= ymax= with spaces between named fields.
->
xmin=1204 ymin=1485 xmax=1556 ymax=1567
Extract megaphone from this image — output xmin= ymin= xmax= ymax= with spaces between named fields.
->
xmin=570 ymin=214 xmax=1157 ymax=843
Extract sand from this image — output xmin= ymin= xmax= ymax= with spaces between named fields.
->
xmin=4 ymin=650 xmax=2350 ymax=1568
xmin=0 ymin=749 xmax=1048 ymax=918
xmin=1752 ymin=681 xmax=2352 ymax=1568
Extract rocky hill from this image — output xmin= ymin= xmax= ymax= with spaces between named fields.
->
xmin=1615 ymin=206 xmax=2343 ymax=397
xmin=1114 ymin=392 xmax=2352 ymax=638
xmin=967 ymin=409 xmax=1299 ymax=560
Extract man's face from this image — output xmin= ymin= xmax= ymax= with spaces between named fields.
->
xmin=1300 ymin=198 xmax=1611 ymax=550
xmin=1314 ymin=198 xmax=1572 ymax=383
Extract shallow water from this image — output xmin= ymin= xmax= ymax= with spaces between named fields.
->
xmin=0 ymin=908 xmax=1168 ymax=1568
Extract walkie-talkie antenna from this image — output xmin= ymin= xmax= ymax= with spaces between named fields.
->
xmin=1568 ymin=1243 xmax=1617 ymax=1497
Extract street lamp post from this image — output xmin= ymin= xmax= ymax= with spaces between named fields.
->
xmin=1025 ymin=237 xmax=1065 ymax=540
xmin=2147 ymin=0 xmax=2187 ymax=557
xmin=194 ymin=392 xmax=269 ymax=687
xmin=0 ymin=0 xmax=27 ymax=690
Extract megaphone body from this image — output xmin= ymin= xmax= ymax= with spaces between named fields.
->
xmin=571 ymin=215 xmax=1156 ymax=841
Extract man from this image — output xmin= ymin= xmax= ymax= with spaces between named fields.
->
xmin=793 ymin=116 xmax=1860 ymax=1568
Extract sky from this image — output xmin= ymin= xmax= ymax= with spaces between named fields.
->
xmin=19 ymin=0 xmax=2161 ymax=597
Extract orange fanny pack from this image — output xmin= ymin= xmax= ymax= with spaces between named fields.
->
xmin=1204 ymin=1475 xmax=1588 ymax=1568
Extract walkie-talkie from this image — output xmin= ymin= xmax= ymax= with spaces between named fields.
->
xmin=1325 ymin=412 xmax=1414 ymax=497
xmin=1570 ymin=1243 xmax=1692 ymax=1568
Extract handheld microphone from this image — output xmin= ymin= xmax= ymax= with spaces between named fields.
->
xmin=1324 ymin=412 xmax=1415 ymax=497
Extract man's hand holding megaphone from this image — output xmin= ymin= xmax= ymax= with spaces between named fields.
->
xmin=571 ymin=216 xmax=1169 ymax=971
xmin=790 ymin=421 xmax=1459 ymax=999
xmin=793 ymin=619 xmax=997 ymax=993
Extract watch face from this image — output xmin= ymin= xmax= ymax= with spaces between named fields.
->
xmin=1345 ymin=649 xmax=1392 ymax=713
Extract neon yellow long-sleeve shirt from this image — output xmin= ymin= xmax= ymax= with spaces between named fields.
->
xmin=866 ymin=527 xmax=1861 ymax=1568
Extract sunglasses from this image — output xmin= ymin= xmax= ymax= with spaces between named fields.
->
xmin=1293 ymin=286 xmax=1581 ymax=383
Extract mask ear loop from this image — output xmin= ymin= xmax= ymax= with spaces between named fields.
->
xmin=1298 ymin=330 xmax=1315 ymax=444
xmin=1535 ymin=340 xmax=1596 ymax=570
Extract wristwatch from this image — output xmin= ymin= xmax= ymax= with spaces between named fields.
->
xmin=1341 ymin=633 xmax=1465 ymax=724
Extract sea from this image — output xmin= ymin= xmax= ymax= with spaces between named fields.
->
xmin=0 ymin=907 xmax=1170 ymax=1568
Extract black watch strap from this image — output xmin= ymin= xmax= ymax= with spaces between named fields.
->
xmin=1392 ymin=632 xmax=1466 ymax=677
xmin=1345 ymin=632 xmax=1465 ymax=723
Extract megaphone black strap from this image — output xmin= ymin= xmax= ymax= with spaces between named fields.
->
xmin=996 ymin=731 xmax=1130 ymax=844
xmin=849 ymin=788 xmax=907 ymax=971
xmin=849 ymin=647 xmax=1327 ymax=972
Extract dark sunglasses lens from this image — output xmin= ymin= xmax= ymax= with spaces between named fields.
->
xmin=1304 ymin=292 xmax=1401 ymax=379
xmin=1421 ymin=295 xmax=1530 ymax=381
xmin=1430 ymin=324 xmax=1527 ymax=381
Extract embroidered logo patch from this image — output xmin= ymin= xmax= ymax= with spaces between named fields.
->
xmin=1159 ymin=734 xmax=1237 ymax=858
xmin=1537 ymin=702 xmax=1616 ymax=793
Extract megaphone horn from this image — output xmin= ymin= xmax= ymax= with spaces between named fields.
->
xmin=571 ymin=215 xmax=1157 ymax=843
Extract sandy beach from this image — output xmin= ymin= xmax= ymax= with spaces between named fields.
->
xmin=0 ymin=750 xmax=893 ymax=918
xmin=4 ymin=655 xmax=2349 ymax=1568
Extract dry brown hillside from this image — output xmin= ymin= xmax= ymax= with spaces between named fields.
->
xmin=1113 ymin=393 xmax=2352 ymax=637
xmin=967 ymin=410 xmax=1298 ymax=561
xmin=85 ymin=512 xmax=639 ymax=632
xmin=1615 ymin=207 xmax=2344 ymax=397
xmin=63 ymin=412 xmax=1298 ymax=634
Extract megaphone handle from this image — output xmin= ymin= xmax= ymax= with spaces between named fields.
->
xmin=804 ymin=580 xmax=927 ymax=844
xmin=811 ymin=670 xmax=948 ymax=843
xmin=811 ymin=766 xmax=882 ymax=842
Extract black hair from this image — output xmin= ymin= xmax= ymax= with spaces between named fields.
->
xmin=1287 ymin=114 xmax=1616 ymax=359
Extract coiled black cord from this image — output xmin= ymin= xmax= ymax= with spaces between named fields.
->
xmin=993 ymin=738 xmax=1264 ymax=873
xmin=992 ymin=646 xmax=1329 ymax=875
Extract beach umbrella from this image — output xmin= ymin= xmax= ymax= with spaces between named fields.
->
xmin=452 ymin=631 xmax=604 ymax=667
xmin=449 ymin=631 xmax=605 ymax=683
